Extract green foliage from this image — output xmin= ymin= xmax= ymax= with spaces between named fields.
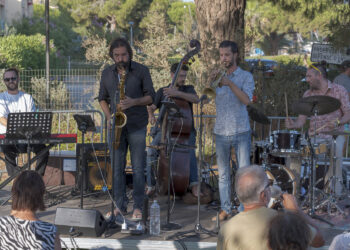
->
xmin=253 ymin=60 xmax=308 ymax=117
xmin=12 ymin=4 xmax=82 ymax=59
xmin=167 ymin=2 xmax=196 ymax=32
xmin=30 ymin=77 xmax=72 ymax=110
xmin=57 ymin=0 xmax=152 ymax=39
xmin=0 ymin=34 xmax=57 ymax=69
xmin=263 ymin=0 xmax=350 ymax=50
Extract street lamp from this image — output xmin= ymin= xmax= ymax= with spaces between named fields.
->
xmin=129 ymin=21 xmax=134 ymax=47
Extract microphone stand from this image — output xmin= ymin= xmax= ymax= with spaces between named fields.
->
xmin=166 ymin=95 xmax=217 ymax=240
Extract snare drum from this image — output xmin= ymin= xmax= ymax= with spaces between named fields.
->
xmin=270 ymin=130 xmax=301 ymax=156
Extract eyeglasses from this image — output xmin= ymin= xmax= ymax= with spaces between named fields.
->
xmin=262 ymin=180 xmax=273 ymax=193
xmin=3 ymin=77 xmax=17 ymax=82
xmin=309 ymin=64 xmax=322 ymax=75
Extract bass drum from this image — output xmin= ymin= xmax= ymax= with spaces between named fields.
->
xmin=265 ymin=164 xmax=296 ymax=195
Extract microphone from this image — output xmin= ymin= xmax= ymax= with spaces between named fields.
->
xmin=199 ymin=94 xmax=208 ymax=103
xmin=270 ymin=185 xmax=282 ymax=199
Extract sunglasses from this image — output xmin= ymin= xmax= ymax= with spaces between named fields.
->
xmin=3 ymin=77 xmax=17 ymax=82
xmin=309 ymin=64 xmax=322 ymax=75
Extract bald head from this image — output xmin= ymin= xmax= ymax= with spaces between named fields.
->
xmin=235 ymin=165 xmax=269 ymax=205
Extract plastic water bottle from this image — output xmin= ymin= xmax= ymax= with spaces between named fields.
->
xmin=344 ymin=123 xmax=349 ymax=132
xmin=149 ymin=200 xmax=160 ymax=235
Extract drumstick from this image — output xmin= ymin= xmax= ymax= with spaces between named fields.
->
xmin=284 ymin=92 xmax=289 ymax=118
xmin=315 ymin=118 xmax=339 ymax=132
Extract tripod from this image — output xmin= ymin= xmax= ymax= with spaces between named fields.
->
xmin=166 ymin=95 xmax=217 ymax=239
xmin=305 ymin=110 xmax=334 ymax=226
xmin=315 ymin=134 xmax=346 ymax=216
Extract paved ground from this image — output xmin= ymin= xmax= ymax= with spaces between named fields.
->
xmin=1 ymin=184 xmax=350 ymax=249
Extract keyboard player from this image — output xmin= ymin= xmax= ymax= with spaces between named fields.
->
xmin=0 ymin=68 xmax=49 ymax=177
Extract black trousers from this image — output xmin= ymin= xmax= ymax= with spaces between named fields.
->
xmin=2 ymin=144 xmax=49 ymax=177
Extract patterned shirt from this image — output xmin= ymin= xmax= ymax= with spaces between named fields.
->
xmin=0 ymin=216 xmax=57 ymax=249
xmin=214 ymin=67 xmax=255 ymax=136
xmin=303 ymin=81 xmax=350 ymax=138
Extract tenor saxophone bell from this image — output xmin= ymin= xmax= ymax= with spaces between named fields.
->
xmin=203 ymin=71 xmax=226 ymax=98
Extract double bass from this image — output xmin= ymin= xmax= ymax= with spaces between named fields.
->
xmin=156 ymin=40 xmax=201 ymax=195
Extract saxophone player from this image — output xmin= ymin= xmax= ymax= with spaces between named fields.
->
xmin=98 ymin=38 xmax=155 ymax=220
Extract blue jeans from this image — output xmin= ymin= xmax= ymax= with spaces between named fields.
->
xmin=109 ymin=127 xmax=146 ymax=212
xmin=215 ymin=131 xmax=251 ymax=214
xmin=146 ymin=129 xmax=198 ymax=188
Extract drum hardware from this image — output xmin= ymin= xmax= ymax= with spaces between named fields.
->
xmin=313 ymin=134 xmax=346 ymax=216
xmin=291 ymin=97 xmax=336 ymax=225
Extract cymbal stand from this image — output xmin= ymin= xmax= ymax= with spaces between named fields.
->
xmin=306 ymin=107 xmax=334 ymax=226
xmin=166 ymin=96 xmax=217 ymax=240
xmin=315 ymin=134 xmax=345 ymax=216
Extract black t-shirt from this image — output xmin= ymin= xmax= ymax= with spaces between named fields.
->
xmin=98 ymin=61 xmax=155 ymax=132
xmin=154 ymin=84 xmax=197 ymax=129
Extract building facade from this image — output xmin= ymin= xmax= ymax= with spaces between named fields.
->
xmin=0 ymin=0 xmax=33 ymax=34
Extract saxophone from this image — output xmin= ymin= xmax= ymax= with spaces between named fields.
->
xmin=113 ymin=68 xmax=127 ymax=150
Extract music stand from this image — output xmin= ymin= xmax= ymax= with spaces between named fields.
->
xmin=73 ymin=114 xmax=96 ymax=209
xmin=8 ymin=112 xmax=52 ymax=169
xmin=0 ymin=112 xmax=53 ymax=194
xmin=7 ymin=112 xmax=52 ymax=140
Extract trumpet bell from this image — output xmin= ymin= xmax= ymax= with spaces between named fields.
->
xmin=203 ymin=87 xmax=216 ymax=98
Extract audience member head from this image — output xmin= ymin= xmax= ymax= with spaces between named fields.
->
xmin=329 ymin=232 xmax=350 ymax=250
xmin=268 ymin=211 xmax=311 ymax=250
xmin=234 ymin=165 xmax=270 ymax=206
xmin=12 ymin=170 xmax=46 ymax=212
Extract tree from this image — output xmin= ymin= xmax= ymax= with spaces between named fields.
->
xmin=12 ymin=4 xmax=82 ymax=59
xmin=194 ymin=0 xmax=246 ymax=65
xmin=0 ymin=34 xmax=57 ymax=69
xmin=56 ymin=0 xmax=152 ymax=38
xmin=264 ymin=0 xmax=350 ymax=50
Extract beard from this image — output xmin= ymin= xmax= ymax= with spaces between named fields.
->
xmin=6 ymin=82 xmax=18 ymax=92
xmin=222 ymin=60 xmax=234 ymax=69
xmin=116 ymin=61 xmax=129 ymax=70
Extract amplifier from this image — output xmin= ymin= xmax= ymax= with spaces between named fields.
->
xmin=76 ymin=143 xmax=112 ymax=191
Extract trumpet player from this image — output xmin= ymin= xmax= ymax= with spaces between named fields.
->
xmin=98 ymin=38 xmax=155 ymax=221
xmin=211 ymin=40 xmax=255 ymax=222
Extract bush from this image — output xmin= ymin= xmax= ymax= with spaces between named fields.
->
xmin=253 ymin=60 xmax=308 ymax=117
xmin=0 ymin=34 xmax=57 ymax=69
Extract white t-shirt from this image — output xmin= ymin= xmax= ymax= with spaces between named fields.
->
xmin=0 ymin=91 xmax=35 ymax=134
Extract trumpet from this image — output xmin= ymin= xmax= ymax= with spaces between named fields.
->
xmin=203 ymin=70 xmax=226 ymax=98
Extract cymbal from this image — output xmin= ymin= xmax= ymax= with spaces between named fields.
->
xmin=323 ymin=130 xmax=350 ymax=136
xmin=247 ymin=104 xmax=270 ymax=124
xmin=292 ymin=95 xmax=341 ymax=116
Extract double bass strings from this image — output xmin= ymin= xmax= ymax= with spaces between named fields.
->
xmin=170 ymin=117 xmax=184 ymax=215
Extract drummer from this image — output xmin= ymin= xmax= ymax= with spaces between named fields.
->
xmin=285 ymin=63 xmax=350 ymax=197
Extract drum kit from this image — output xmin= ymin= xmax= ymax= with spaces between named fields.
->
xmin=248 ymin=95 xmax=348 ymax=215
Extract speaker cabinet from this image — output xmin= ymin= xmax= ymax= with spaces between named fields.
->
xmin=76 ymin=143 xmax=112 ymax=191
xmin=54 ymin=207 xmax=106 ymax=237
